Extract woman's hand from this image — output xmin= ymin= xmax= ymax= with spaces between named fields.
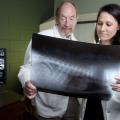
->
xmin=111 ymin=76 xmax=120 ymax=92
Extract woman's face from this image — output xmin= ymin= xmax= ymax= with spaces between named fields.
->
xmin=96 ymin=11 xmax=120 ymax=44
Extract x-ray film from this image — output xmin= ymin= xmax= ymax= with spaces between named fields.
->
xmin=31 ymin=33 xmax=120 ymax=100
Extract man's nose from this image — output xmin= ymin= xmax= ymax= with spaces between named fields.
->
xmin=65 ymin=18 xmax=70 ymax=27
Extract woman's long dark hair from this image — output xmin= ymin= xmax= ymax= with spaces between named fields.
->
xmin=95 ymin=4 xmax=120 ymax=45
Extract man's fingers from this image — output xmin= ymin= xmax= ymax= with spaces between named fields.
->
xmin=112 ymin=83 xmax=120 ymax=92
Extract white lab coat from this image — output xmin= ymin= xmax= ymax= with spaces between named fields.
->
xmin=18 ymin=25 xmax=83 ymax=118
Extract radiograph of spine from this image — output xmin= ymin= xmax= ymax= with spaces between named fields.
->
xmin=31 ymin=50 xmax=119 ymax=99
xmin=31 ymin=34 xmax=120 ymax=100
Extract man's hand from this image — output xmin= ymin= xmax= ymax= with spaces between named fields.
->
xmin=24 ymin=81 xmax=37 ymax=99
xmin=111 ymin=76 xmax=120 ymax=92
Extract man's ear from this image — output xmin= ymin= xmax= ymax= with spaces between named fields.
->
xmin=76 ymin=15 xmax=79 ymax=21
xmin=55 ymin=17 xmax=58 ymax=25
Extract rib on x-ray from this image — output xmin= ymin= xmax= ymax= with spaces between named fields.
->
xmin=31 ymin=33 xmax=120 ymax=100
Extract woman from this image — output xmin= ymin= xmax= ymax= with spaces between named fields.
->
xmin=95 ymin=3 xmax=120 ymax=90
xmin=94 ymin=3 xmax=120 ymax=120
xmin=83 ymin=4 xmax=120 ymax=120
